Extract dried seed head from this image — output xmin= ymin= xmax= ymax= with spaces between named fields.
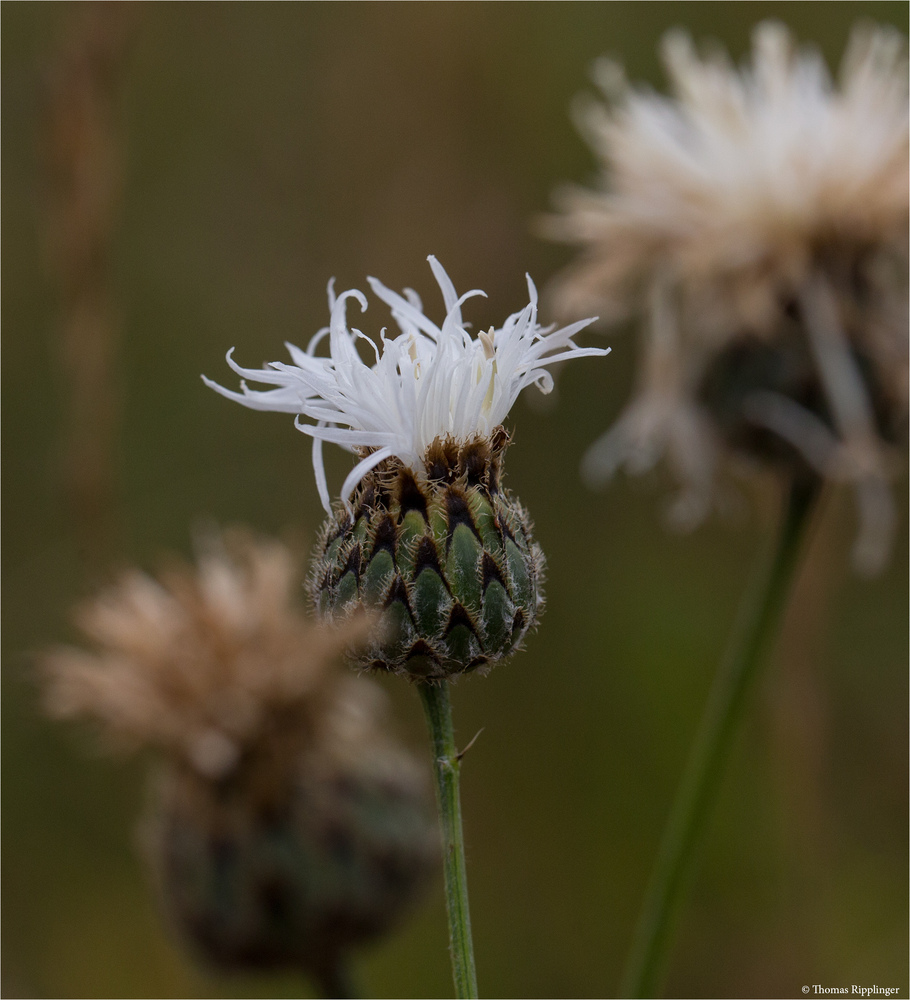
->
xmin=40 ymin=527 xmax=438 ymax=975
xmin=40 ymin=527 xmax=372 ymax=778
xmin=545 ymin=22 xmax=908 ymax=571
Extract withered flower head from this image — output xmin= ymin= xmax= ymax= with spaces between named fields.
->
xmin=41 ymin=527 xmax=368 ymax=779
xmin=546 ymin=22 xmax=908 ymax=571
xmin=40 ymin=528 xmax=438 ymax=979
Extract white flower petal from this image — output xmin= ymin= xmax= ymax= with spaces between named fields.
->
xmin=206 ymin=259 xmax=607 ymax=507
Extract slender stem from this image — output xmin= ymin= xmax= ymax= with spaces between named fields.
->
xmin=620 ymin=474 xmax=820 ymax=999
xmin=418 ymin=680 xmax=478 ymax=999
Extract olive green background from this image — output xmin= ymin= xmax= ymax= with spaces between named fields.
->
xmin=3 ymin=3 xmax=907 ymax=998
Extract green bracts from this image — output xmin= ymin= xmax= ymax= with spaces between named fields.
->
xmin=310 ymin=434 xmax=545 ymax=678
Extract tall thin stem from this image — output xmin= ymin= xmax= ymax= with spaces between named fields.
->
xmin=620 ymin=474 xmax=820 ymax=999
xmin=418 ymin=680 xmax=478 ymax=999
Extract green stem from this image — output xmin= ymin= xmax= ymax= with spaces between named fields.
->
xmin=620 ymin=474 xmax=820 ymax=999
xmin=418 ymin=680 xmax=478 ymax=999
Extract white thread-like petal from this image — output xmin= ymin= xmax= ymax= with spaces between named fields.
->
xmin=205 ymin=258 xmax=608 ymax=504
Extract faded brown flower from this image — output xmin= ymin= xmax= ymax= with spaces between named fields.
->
xmin=40 ymin=527 xmax=439 ymax=982
xmin=546 ymin=22 xmax=908 ymax=571
xmin=41 ymin=527 xmax=375 ymax=779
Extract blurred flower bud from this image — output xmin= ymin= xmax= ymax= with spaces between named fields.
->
xmin=143 ymin=676 xmax=437 ymax=982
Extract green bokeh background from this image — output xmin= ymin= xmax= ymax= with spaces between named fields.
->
xmin=3 ymin=3 xmax=907 ymax=998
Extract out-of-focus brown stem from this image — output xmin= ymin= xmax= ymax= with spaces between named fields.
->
xmin=43 ymin=2 xmax=137 ymax=575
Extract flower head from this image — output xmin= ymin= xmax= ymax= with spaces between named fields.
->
xmin=41 ymin=528 xmax=439 ymax=975
xmin=41 ymin=527 xmax=373 ymax=779
xmin=204 ymin=256 xmax=607 ymax=511
xmin=546 ymin=22 xmax=908 ymax=571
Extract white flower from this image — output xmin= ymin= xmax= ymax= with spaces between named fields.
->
xmin=205 ymin=256 xmax=608 ymax=511
xmin=546 ymin=22 xmax=908 ymax=572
